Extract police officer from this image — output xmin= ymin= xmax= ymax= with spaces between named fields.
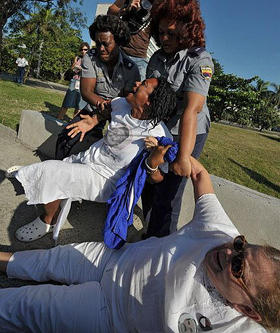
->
xmin=55 ymin=15 xmax=140 ymax=159
xmin=142 ymin=0 xmax=214 ymax=237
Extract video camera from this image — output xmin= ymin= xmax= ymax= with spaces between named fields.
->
xmin=121 ymin=0 xmax=152 ymax=34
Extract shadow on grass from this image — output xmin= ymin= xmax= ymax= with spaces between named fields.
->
xmin=44 ymin=101 xmax=60 ymax=113
xmin=43 ymin=102 xmax=72 ymax=122
xmin=259 ymin=133 xmax=280 ymax=143
xmin=229 ymin=158 xmax=280 ymax=194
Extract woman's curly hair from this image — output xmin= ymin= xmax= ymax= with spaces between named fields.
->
xmin=89 ymin=15 xmax=130 ymax=47
xmin=151 ymin=0 xmax=205 ymax=50
xmin=146 ymin=78 xmax=177 ymax=126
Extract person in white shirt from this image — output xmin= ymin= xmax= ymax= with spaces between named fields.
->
xmin=6 ymin=77 xmax=176 ymax=242
xmin=15 ymin=54 xmax=28 ymax=84
xmin=0 ymin=156 xmax=279 ymax=332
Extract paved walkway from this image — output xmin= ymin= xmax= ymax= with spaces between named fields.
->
xmin=0 ymin=72 xmax=68 ymax=93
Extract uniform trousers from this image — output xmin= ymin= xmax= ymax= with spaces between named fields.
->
xmin=142 ymin=133 xmax=208 ymax=237
xmin=1 ymin=242 xmax=116 ymax=332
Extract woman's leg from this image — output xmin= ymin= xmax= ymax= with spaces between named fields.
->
xmin=42 ymin=199 xmax=61 ymax=225
xmin=57 ymin=106 xmax=68 ymax=120
xmin=5 ymin=242 xmax=115 ymax=284
xmin=0 ymin=281 xmax=112 ymax=332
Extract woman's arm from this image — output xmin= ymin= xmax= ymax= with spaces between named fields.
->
xmin=107 ymin=0 xmax=124 ymax=15
xmin=80 ymin=77 xmax=107 ymax=107
xmin=144 ymin=137 xmax=176 ymax=183
xmin=170 ymin=91 xmax=205 ymax=177
xmin=190 ymin=156 xmax=214 ymax=201
xmin=71 ymin=56 xmax=81 ymax=71
xmin=108 ymin=0 xmax=141 ymax=16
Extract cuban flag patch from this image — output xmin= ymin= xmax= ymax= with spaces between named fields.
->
xmin=200 ymin=66 xmax=213 ymax=80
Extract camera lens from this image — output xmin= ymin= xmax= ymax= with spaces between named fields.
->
xmin=140 ymin=0 xmax=152 ymax=10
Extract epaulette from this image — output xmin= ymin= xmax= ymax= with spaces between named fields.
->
xmin=123 ymin=57 xmax=134 ymax=69
xmin=88 ymin=48 xmax=97 ymax=59
xmin=188 ymin=47 xmax=206 ymax=57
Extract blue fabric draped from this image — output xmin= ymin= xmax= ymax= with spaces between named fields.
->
xmin=103 ymin=137 xmax=178 ymax=249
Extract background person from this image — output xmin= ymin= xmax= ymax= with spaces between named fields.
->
xmin=55 ymin=15 xmax=140 ymax=160
xmin=142 ymin=0 xmax=214 ymax=238
xmin=107 ymin=0 xmax=154 ymax=80
xmin=57 ymin=42 xmax=90 ymax=120
xmin=15 ymin=54 xmax=28 ymax=84
xmin=0 ymin=157 xmax=278 ymax=332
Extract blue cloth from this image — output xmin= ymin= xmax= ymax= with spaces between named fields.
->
xmin=104 ymin=137 xmax=178 ymax=249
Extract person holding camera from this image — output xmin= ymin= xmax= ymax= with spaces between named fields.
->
xmin=57 ymin=42 xmax=90 ymax=120
xmin=108 ymin=0 xmax=154 ymax=80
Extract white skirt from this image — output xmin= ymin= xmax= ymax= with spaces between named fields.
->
xmin=16 ymin=160 xmax=116 ymax=205
xmin=16 ymin=160 xmax=116 ymax=241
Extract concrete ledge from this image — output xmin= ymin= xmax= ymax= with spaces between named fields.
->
xmin=179 ymin=175 xmax=280 ymax=249
xmin=17 ymin=110 xmax=97 ymax=158
xmin=0 ymin=123 xmax=17 ymax=139
xmin=15 ymin=111 xmax=280 ymax=249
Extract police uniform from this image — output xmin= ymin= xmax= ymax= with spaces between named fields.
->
xmin=81 ymin=48 xmax=140 ymax=103
xmin=142 ymin=47 xmax=214 ymax=237
xmin=55 ymin=49 xmax=140 ymax=160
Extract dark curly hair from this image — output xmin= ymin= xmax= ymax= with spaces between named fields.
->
xmin=146 ymin=78 xmax=177 ymax=126
xmin=151 ymin=0 xmax=205 ymax=49
xmin=89 ymin=15 xmax=130 ymax=47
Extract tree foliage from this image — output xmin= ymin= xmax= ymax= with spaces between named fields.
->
xmin=1 ymin=4 xmax=84 ymax=81
xmin=0 ymin=0 xmax=85 ymax=66
xmin=208 ymin=58 xmax=280 ymax=131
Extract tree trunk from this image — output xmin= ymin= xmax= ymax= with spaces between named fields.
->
xmin=36 ymin=40 xmax=44 ymax=78
xmin=0 ymin=22 xmax=4 ymax=68
xmin=60 ymin=71 xmax=65 ymax=81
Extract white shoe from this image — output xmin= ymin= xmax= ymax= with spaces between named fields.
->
xmin=15 ymin=217 xmax=55 ymax=242
xmin=5 ymin=165 xmax=22 ymax=178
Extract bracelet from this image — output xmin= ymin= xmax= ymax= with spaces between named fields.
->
xmin=145 ymin=158 xmax=158 ymax=174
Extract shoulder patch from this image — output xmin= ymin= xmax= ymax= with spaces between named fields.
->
xmin=188 ymin=46 xmax=206 ymax=56
xmin=200 ymin=66 xmax=213 ymax=80
xmin=123 ymin=57 xmax=134 ymax=69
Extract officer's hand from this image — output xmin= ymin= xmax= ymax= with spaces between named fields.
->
xmin=170 ymin=156 xmax=191 ymax=178
xmin=66 ymin=114 xmax=98 ymax=142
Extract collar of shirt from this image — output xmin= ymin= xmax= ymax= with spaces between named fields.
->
xmin=157 ymin=48 xmax=189 ymax=64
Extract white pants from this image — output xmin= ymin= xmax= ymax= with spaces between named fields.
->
xmin=1 ymin=242 xmax=117 ymax=332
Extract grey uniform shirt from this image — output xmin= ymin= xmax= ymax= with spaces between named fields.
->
xmin=81 ymin=49 xmax=140 ymax=101
xmin=147 ymin=48 xmax=214 ymax=135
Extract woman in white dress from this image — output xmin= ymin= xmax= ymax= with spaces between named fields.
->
xmin=6 ymin=78 xmax=176 ymax=242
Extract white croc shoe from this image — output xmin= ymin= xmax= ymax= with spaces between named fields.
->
xmin=5 ymin=165 xmax=22 ymax=178
xmin=15 ymin=217 xmax=55 ymax=242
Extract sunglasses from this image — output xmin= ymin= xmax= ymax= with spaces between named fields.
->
xmin=231 ymin=235 xmax=247 ymax=282
xmin=81 ymin=48 xmax=88 ymax=51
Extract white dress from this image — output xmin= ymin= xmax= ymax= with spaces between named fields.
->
xmin=16 ymin=97 xmax=172 ymax=240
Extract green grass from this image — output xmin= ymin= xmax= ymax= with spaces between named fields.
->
xmin=0 ymin=79 xmax=74 ymax=129
xmin=1 ymin=78 xmax=279 ymax=199
xmin=200 ymin=123 xmax=280 ymax=199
